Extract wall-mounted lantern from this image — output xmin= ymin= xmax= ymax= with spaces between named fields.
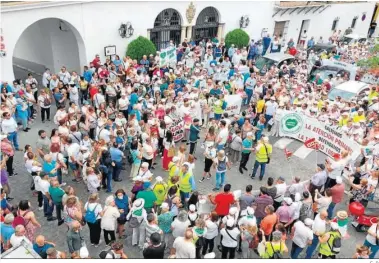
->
xmin=119 ymin=22 xmax=134 ymax=38
xmin=239 ymin=15 xmax=250 ymax=28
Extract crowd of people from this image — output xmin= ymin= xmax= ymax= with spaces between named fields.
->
xmin=0 ymin=30 xmax=379 ymax=259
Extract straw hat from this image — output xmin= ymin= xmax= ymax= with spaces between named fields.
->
xmin=337 ymin=210 xmax=348 ymax=220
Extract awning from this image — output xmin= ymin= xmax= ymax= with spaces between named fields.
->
xmin=272 ymin=3 xmax=331 ymax=17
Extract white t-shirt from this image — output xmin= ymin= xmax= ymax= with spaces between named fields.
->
xmin=220 ymin=227 xmax=240 ymax=248
xmin=328 ymin=159 xmax=344 ymax=179
xmin=38 ymin=95 xmax=51 ymax=108
xmin=142 ymin=143 xmax=154 ymax=160
xmin=39 ymin=179 xmax=50 ymax=194
xmin=292 ymin=221 xmax=313 ymax=248
xmin=67 ymin=143 xmax=80 ymax=162
xmin=366 ymin=223 xmax=379 ymax=245
xmin=97 ymin=128 xmax=111 ymax=143
xmin=118 ymin=97 xmax=129 ymax=111
xmin=312 ymin=214 xmax=326 ymax=235
xmin=204 ymin=220 xmax=219 ymax=239
xmin=274 ymin=183 xmax=287 ymax=202
xmin=10 ymin=234 xmax=32 ymax=248
xmin=173 ymin=237 xmax=196 ymax=259
xmin=218 ymin=128 xmax=229 ymax=145
xmin=171 ymin=219 xmax=191 ymax=238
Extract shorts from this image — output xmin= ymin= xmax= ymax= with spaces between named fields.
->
xmin=68 ymin=162 xmax=78 ymax=171
xmin=214 ymin=113 xmax=222 ymax=120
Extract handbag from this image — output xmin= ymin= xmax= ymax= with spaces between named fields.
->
xmin=129 ymin=216 xmax=142 ymax=228
xmin=263 ymin=143 xmax=270 ymax=164
xmin=168 ymin=146 xmax=175 ymax=157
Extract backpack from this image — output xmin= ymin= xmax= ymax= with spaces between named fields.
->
xmin=99 ymin=248 xmax=115 ymax=259
xmin=268 ymin=242 xmax=283 ymax=259
xmin=84 ymin=204 xmax=98 ymax=224
xmin=43 ymin=96 xmax=51 ymax=107
xmin=13 ymin=210 xmax=30 ymax=228
xmin=328 ymin=232 xmax=341 ymax=254
xmin=217 ymin=157 xmax=227 ymax=171
xmin=221 ymin=100 xmax=227 ymax=110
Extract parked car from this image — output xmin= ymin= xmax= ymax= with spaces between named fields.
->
xmin=342 ymin=34 xmax=367 ymax=44
xmin=306 ymin=43 xmax=336 ymax=57
xmin=255 ymin=53 xmax=295 ymax=70
xmin=308 ymin=59 xmax=358 ymax=82
xmin=327 ymin=81 xmax=370 ymax=101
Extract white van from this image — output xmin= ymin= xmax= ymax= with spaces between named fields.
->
xmin=327 ymin=81 xmax=370 ymax=101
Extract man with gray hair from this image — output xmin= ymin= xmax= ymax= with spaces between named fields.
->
xmin=10 ymin=225 xmax=32 ymax=247
xmin=290 ymin=218 xmax=314 ymax=258
xmin=288 ymin=176 xmax=307 ymax=200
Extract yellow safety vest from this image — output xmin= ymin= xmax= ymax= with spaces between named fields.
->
xmin=213 ymin=100 xmax=224 ymax=114
xmin=339 ymin=117 xmax=349 ymax=127
xmin=352 ymin=114 xmax=366 ymax=123
xmin=168 ymin=162 xmax=178 ymax=178
xmin=153 ymin=183 xmax=168 ymax=205
xmin=179 ymin=172 xmax=192 ymax=193
xmin=319 ymin=231 xmax=341 ymax=257
xmin=256 ymin=143 xmax=272 ymax=163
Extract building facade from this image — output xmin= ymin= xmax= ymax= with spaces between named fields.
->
xmin=0 ymin=1 xmax=377 ymax=81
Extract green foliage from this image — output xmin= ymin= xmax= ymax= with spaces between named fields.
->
xmin=357 ymin=45 xmax=379 ymax=70
xmin=357 ymin=56 xmax=379 ymax=70
xmin=225 ymin=29 xmax=250 ymax=49
xmin=126 ymin=36 xmax=157 ymax=61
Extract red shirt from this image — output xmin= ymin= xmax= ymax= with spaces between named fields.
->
xmin=214 ymin=193 xmax=235 ymax=216
xmin=331 ymin=183 xmax=345 ymax=204
xmin=92 ymin=57 xmax=101 ymax=68
xmin=89 ymin=86 xmax=99 ymax=100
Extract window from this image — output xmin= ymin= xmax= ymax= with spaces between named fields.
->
xmin=331 ymin=19 xmax=339 ymax=31
xmin=351 ymin=17 xmax=357 ymax=29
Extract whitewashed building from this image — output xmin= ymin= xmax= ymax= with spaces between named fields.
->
xmin=0 ymin=1 xmax=377 ymax=81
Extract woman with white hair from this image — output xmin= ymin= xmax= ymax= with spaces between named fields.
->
xmin=100 ymin=195 xmax=120 ymax=245
xmin=219 ymin=217 xmax=240 ymax=259
xmin=126 ymin=198 xmax=147 ymax=249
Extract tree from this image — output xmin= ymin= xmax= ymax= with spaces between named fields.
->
xmin=356 ymin=44 xmax=379 ymax=72
xmin=126 ymin=36 xmax=157 ymax=61
xmin=225 ymin=29 xmax=250 ymax=49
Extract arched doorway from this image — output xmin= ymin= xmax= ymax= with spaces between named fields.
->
xmin=12 ymin=18 xmax=86 ymax=83
xmin=150 ymin=8 xmax=182 ymax=50
xmin=192 ymin=7 xmax=219 ymax=44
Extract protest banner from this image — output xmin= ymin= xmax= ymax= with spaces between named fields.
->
xmin=167 ymin=116 xmax=184 ymax=142
xmin=159 ymin=46 xmax=177 ymax=67
xmin=224 ymin=95 xmax=242 ymax=116
xmin=279 ymin=111 xmax=361 ymax=160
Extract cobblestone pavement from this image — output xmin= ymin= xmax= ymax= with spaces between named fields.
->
xmin=6 ymin=106 xmax=369 ymax=259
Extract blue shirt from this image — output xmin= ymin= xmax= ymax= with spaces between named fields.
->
xmin=33 ymin=243 xmax=54 ymax=257
xmin=0 ymin=223 xmax=15 ymax=243
xmin=53 ymin=92 xmax=63 ymax=102
xmin=83 ymin=70 xmax=92 ymax=83
xmin=210 ymin=88 xmax=222 ymax=96
xmin=43 ymin=160 xmax=57 ymax=177
xmin=307 ymin=39 xmax=315 ymax=48
xmin=116 ymin=136 xmax=124 ymax=146
xmin=16 ymin=104 xmax=28 ymax=119
xmin=115 ymin=195 xmax=129 ymax=216
xmin=113 ymin=59 xmax=122 ymax=68
xmin=110 ymin=147 xmax=123 ymax=162
xmin=242 ymin=138 xmax=253 ymax=154
xmin=189 ymin=124 xmax=200 ymax=142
